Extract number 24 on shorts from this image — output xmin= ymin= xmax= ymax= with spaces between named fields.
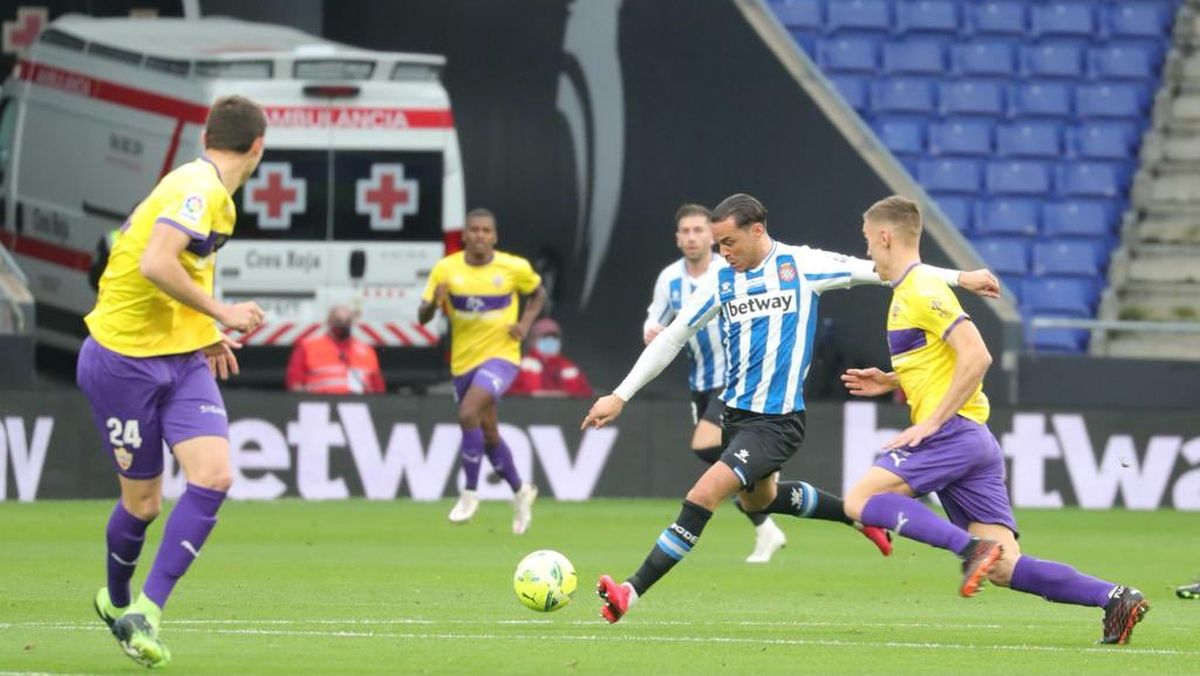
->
xmin=105 ymin=418 xmax=144 ymax=449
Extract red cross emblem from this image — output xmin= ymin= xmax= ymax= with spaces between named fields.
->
xmin=356 ymin=163 xmax=418 ymax=230
xmin=243 ymin=162 xmax=307 ymax=229
xmin=3 ymin=6 xmax=47 ymax=59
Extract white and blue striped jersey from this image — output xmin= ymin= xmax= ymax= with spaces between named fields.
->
xmin=644 ymin=255 xmax=727 ymax=393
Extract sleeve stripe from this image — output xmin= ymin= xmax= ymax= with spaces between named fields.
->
xmin=686 ymin=297 xmax=716 ymax=326
xmin=155 ymin=217 xmax=205 ymax=241
xmin=804 ymin=272 xmax=852 ymax=280
xmin=942 ymin=314 xmax=970 ymax=341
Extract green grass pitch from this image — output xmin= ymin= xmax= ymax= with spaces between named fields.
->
xmin=1 ymin=499 xmax=1196 ymax=674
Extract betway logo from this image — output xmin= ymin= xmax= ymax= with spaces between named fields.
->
xmin=723 ymin=291 xmax=793 ymax=322
xmin=842 ymin=402 xmax=1200 ymax=510
xmin=158 ymin=403 xmax=617 ymax=502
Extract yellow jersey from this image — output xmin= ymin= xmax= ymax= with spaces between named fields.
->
xmin=85 ymin=158 xmax=235 ymax=357
xmin=887 ymin=264 xmax=989 ymax=425
xmin=423 ymin=251 xmax=541 ymax=375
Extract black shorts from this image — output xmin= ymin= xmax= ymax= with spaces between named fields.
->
xmin=689 ymin=388 xmax=724 ymax=427
xmin=719 ymin=406 xmax=806 ymax=489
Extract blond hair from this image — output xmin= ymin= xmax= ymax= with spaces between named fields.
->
xmin=864 ymin=195 xmax=922 ymax=241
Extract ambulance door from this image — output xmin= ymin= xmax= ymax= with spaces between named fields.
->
xmin=0 ymin=96 xmax=16 ymax=240
xmin=218 ymin=145 xmax=331 ymax=343
xmin=326 ymin=145 xmax=445 ymax=348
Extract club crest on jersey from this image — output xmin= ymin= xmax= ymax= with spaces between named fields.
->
xmin=723 ymin=290 xmax=795 ymax=322
xmin=778 ymin=261 xmax=796 ymax=282
xmin=113 ymin=446 xmax=133 ymax=471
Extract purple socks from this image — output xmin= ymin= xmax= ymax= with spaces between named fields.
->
xmin=485 ymin=438 xmax=522 ymax=491
xmin=861 ymin=493 xmax=972 ymax=554
xmin=142 ymin=483 xmax=226 ymax=609
xmin=1011 ymin=555 xmax=1117 ymax=607
xmin=461 ymin=428 xmax=485 ymax=490
xmin=106 ymin=501 xmax=150 ymax=608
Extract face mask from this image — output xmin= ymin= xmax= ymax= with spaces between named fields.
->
xmin=329 ymin=324 xmax=352 ymax=341
xmin=535 ymin=336 xmax=561 ymax=356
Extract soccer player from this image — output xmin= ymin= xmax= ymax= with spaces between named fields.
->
xmin=419 ymin=208 xmax=547 ymax=534
xmin=644 ymin=203 xmax=787 ymax=563
xmin=78 ymin=95 xmax=268 ymax=667
xmin=841 ymin=195 xmax=1149 ymax=644
xmin=582 ymin=193 xmax=999 ymax=623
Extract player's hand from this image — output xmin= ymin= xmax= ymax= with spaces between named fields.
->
xmin=581 ymin=394 xmax=625 ymax=430
xmin=841 ymin=368 xmax=898 ymax=397
xmin=509 ymin=322 xmax=529 ymax=341
xmin=643 ymin=325 xmax=664 ymax=345
xmin=217 ymin=301 xmax=265 ymax=333
xmin=883 ymin=419 xmax=941 ymax=450
xmin=958 ymin=269 xmax=1001 ymax=299
xmin=203 ymin=334 xmax=242 ymax=380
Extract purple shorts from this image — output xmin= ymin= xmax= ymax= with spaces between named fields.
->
xmin=77 ymin=337 xmax=229 ymax=479
xmin=453 ymin=358 xmax=520 ymax=403
xmin=873 ymin=415 xmax=1019 ymax=535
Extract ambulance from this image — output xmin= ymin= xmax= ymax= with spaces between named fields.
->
xmin=0 ymin=14 xmax=463 ymax=384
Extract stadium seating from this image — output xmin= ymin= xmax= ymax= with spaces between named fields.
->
xmin=771 ymin=0 xmax=1181 ymax=352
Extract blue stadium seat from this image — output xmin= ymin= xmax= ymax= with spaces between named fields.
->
xmin=933 ymin=194 xmax=974 ymax=233
xmin=828 ymin=0 xmax=891 ymax=34
xmin=940 ymin=80 xmax=1006 ymax=117
xmin=1105 ymin=4 xmax=1173 ymax=40
xmin=882 ymin=41 xmax=946 ymax=76
xmin=875 ymin=117 xmax=927 ymax=155
xmin=1000 ymin=275 xmax=1024 ymax=304
xmin=1024 ymin=277 xmax=1098 ymax=316
xmin=1021 ymin=44 xmax=1084 ymax=80
xmin=1033 ymin=240 xmax=1109 ymax=277
xmin=1088 ymin=44 xmax=1159 ymax=82
xmin=1076 ymin=84 xmax=1145 ymax=119
xmin=1030 ymin=2 xmax=1096 ymax=40
xmin=985 ymin=160 xmax=1053 ymax=196
xmin=872 ymin=78 xmax=937 ymax=115
xmin=951 ymin=42 xmax=1017 ymax=78
xmin=789 ymin=30 xmax=818 ymax=56
xmin=1067 ymin=122 xmax=1140 ymax=161
xmin=1012 ymin=81 xmax=1073 ymax=118
xmin=818 ymin=38 xmax=880 ymax=73
xmin=918 ymin=158 xmax=982 ymax=194
xmin=974 ymin=238 xmax=1030 ymax=275
xmin=829 ymin=75 xmax=870 ymax=111
xmin=772 ymin=0 xmax=824 ymax=31
xmin=968 ymin=1 xmax=1027 ymax=36
xmin=928 ymin=120 xmax=993 ymax=157
xmin=1042 ymin=200 xmax=1115 ymax=239
xmin=1057 ymin=161 xmax=1127 ymax=198
xmin=896 ymin=1 xmax=960 ymax=35
xmin=976 ymin=198 xmax=1040 ymax=237
xmin=995 ymin=122 xmax=1063 ymax=159
xmin=1026 ymin=319 xmax=1090 ymax=352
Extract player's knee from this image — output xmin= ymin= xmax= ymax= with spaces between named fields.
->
xmin=842 ymin=490 xmax=869 ymax=522
xmin=457 ymin=409 xmax=482 ymax=430
xmin=738 ymin=490 xmax=771 ymax=513
xmin=123 ymin=493 xmax=162 ymax=521
xmin=684 ymin=485 xmax=723 ymax=511
xmin=191 ymin=467 xmax=234 ymax=492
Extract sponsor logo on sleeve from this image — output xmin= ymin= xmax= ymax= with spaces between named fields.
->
xmin=179 ymin=194 xmax=206 ymax=224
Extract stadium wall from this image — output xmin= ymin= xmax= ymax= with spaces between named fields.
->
xmin=4 ymin=391 xmax=1198 ymax=510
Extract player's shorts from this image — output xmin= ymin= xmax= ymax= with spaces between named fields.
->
xmin=719 ymin=405 xmax=806 ymax=490
xmin=689 ymin=388 xmax=724 ymax=427
xmin=873 ymin=414 xmax=1019 ymax=535
xmin=76 ymin=337 xmax=229 ymax=480
xmin=453 ymin=358 xmax=520 ymax=403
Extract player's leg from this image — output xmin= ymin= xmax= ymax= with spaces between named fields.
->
xmin=449 ymin=367 xmax=487 ymax=522
xmin=477 ymin=360 xmax=524 ymax=493
xmin=740 ymin=473 xmax=891 ymax=556
xmin=76 ymin=338 xmax=164 ymax=627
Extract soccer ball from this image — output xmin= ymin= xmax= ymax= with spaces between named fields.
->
xmin=513 ymin=550 xmax=577 ymax=612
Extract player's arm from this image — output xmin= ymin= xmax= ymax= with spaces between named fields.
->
xmin=841 ymin=368 xmax=900 ymax=397
xmin=884 ymin=317 xmax=991 ymax=450
xmin=643 ymin=271 xmax=673 ymax=345
xmin=805 ymin=250 xmax=999 ymax=298
xmin=139 ymin=223 xmax=263 ymax=331
xmin=510 ymin=285 xmax=548 ymax=341
xmin=417 ymin=261 xmax=449 ymax=325
xmin=582 ymin=284 xmax=719 ymax=430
